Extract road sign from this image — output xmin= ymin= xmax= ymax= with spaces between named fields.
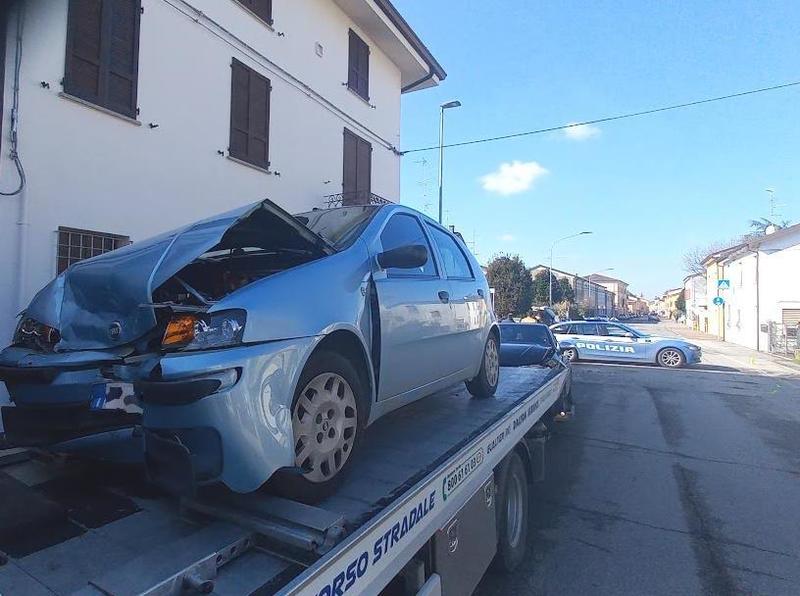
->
xmin=717 ymin=279 xmax=731 ymax=290
xmin=713 ymin=296 xmax=725 ymax=306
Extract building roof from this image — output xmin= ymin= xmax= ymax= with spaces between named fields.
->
xmin=529 ymin=265 xmax=614 ymax=293
xmin=701 ymin=242 xmax=747 ymax=266
xmin=585 ymin=273 xmax=628 ymax=285
xmin=333 ymin=0 xmax=446 ymax=92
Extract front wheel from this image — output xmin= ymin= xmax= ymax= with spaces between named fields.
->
xmin=270 ymin=351 xmax=365 ymax=503
xmin=657 ymin=347 xmax=685 ymax=368
xmin=466 ymin=333 xmax=500 ymax=399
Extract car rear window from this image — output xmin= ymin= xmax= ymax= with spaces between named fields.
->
xmin=500 ymin=325 xmax=552 ymax=346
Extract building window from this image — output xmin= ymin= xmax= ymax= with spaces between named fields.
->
xmin=235 ymin=0 xmax=273 ymax=25
xmin=57 ymin=227 xmax=130 ymax=274
xmin=347 ymin=29 xmax=370 ymax=100
xmin=64 ymin=0 xmax=142 ymax=119
xmin=342 ymin=128 xmax=371 ymax=205
xmin=229 ymin=58 xmax=271 ymax=170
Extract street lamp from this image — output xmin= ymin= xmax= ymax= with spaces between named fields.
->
xmin=437 ymin=100 xmax=461 ymax=224
xmin=549 ymin=232 xmax=592 ymax=306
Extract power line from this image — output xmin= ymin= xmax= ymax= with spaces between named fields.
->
xmin=400 ymin=80 xmax=800 ymax=154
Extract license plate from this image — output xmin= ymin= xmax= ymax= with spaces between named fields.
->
xmin=90 ymin=382 xmax=142 ymax=415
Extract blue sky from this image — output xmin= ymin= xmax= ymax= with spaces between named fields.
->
xmin=394 ymin=0 xmax=800 ymax=297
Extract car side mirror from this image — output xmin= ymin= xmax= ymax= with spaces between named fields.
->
xmin=377 ymin=244 xmax=428 ymax=269
xmin=624 ymin=332 xmax=636 ymax=338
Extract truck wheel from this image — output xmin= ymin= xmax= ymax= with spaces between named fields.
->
xmin=466 ymin=333 xmax=500 ymax=399
xmin=656 ymin=347 xmax=685 ymax=368
xmin=271 ymin=351 xmax=366 ymax=504
xmin=493 ymin=451 xmax=529 ymax=572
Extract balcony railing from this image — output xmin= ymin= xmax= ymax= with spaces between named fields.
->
xmin=323 ymin=191 xmax=393 ymax=208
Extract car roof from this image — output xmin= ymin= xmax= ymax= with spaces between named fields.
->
xmin=500 ymin=322 xmax=549 ymax=328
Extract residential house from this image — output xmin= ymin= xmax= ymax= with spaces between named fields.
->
xmin=530 ymin=265 xmax=615 ymax=315
xmin=701 ymin=244 xmax=745 ymax=338
xmin=661 ymin=287 xmax=683 ymax=319
xmin=0 ymin=0 xmax=445 ymax=354
xmin=585 ymin=273 xmax=629 ymax=314
xmin=626 ymin=294 xmax=650 ymax=315
xmin=683 ymin=273 xmax=706 ymax=331
xmin=718 ymin=224 xmax=800 ymax=353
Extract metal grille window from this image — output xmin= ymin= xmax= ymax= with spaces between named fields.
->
xmin=57 ymin=227 xmax=130 ymax=274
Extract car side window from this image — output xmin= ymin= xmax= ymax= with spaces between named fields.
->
xmin=426 ymin=225 xmax=474 ymax=279
xmin=379 ymin=214 xmax=437 ymax=278
xmin=575 ymin=323 xmax=598 ymax=335
xmin=602 ymin=324 xmax=631 ymax=337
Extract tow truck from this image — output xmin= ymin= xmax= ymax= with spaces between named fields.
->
xmin=0 ymin=364 xmax=571 ymax=596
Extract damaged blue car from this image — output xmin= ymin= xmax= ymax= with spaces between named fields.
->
xmin=0 ymin=199 xmax=499 ymax=501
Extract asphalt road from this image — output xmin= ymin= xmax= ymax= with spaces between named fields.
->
xmin=476 ymin=324 xmax=800 ymax=596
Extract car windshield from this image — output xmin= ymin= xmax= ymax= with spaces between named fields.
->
xmin=500 ymin=324 xmax=551 ymax=345
xmin=293 ymin=206 xmax=380 ymax=249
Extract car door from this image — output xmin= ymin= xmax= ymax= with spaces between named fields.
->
xmin=372 ymin=213 xmax=457 ymax=401
xmin=596 ymin=323 xmax=646 ymax=361
xmin=425 ymin=223 xmax=486 ymax=373
xmin=565 ymin=322 xmax=609 ymax=360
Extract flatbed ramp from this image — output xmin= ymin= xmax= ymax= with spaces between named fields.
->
xmin=0 ymin=366 xmax=564 ymax=595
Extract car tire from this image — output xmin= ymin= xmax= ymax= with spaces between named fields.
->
xmin=466 ymin=333 xmax=500 ymax=399
xmin=492 ymin=451 xmax=529 ymax=573
xmin=656 ymin=347 xmax=685 ymax=368
xmin=270 ymin=350 xmax=366 ymax=504
xmin=562 ymin=347 xmax=578 ymax=363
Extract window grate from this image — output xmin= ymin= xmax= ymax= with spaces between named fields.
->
xmin=57 ymin=226 xmax=130 ymax=274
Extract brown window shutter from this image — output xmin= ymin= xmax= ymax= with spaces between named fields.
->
xmin=106 ymin=0 xmax=141 ymax=117
xmin=229 ymin=58 xmax=271 ymax=169
xmin=347 ymin=30 xmax=369 ymax=100
xmin=237 ymin=0 xmax=272 ymax=25
xmin=64 ymin=0 xmax=141 ymax=118
xmin=342 ymin=128 xmax=371 ymax=205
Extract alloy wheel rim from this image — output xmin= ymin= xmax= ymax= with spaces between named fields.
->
xmin=564 ymin=349 xmax=576 ymax=361
xmin=486 ymin=338 xmax=500 ymax=387
xmin=660 ymin=349 xmax=682 ymax=367
xmin=506 ymin=471 xmax=525 ymax=548
xmin=292 ymin=373 xmax=358 ymax=483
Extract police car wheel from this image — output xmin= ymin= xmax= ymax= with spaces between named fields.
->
xmin=657 ymin=348 xmax=685 ymax=368
xmin=562 ymin=347 xmax=578 ymax=362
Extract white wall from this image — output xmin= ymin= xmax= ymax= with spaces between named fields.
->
xmin=722 ymin=253 xmax=759 ymax=350
xmin=0 ymin=0 xmax=409 ymax=352
xmin=757 ymin=232 xmax=800 ymax=351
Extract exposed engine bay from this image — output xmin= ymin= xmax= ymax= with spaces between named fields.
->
xmin=151 ymin=206 xmax=327 ymax=308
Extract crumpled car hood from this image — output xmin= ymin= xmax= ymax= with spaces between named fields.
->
xmin=24 ymin=199 xmax=331 ymax=351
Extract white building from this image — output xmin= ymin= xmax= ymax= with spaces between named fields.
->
xmin=0 ymin=0 xmax=445 ymax=354
xmin=683 ymin=273 xmax=706 ymax=331
xmin=719 ymin=224 xmax=800 ymax=352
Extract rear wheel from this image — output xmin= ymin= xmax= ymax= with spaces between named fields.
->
xmin=270 ymin=351 xmax=365 ymax=503
xmin=466 ymin=333 xmax=500 ymax=399
xmin=493 ymin=451 xmax=529 ymax=572
xmin=657 ymin=347 xmax=685 ymax=368
xmin=562 ymin=347 xmax=578 ymax=362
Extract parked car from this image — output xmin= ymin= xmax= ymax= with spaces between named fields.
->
xmin=499 ymin=323 xmax=561 ymax=367
xmin=550 ymin=320 xmax=701 ymax=368
xmin=0 ymin=199 xmax=500 ymax=501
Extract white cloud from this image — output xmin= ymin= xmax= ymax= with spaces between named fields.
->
xmin=563 ymin=123 xmax=601 ymax=141
xmin=480 ymin=161 xmax=548 ymax=196
xmin=498 ymin=233 xmax=516 ymax=242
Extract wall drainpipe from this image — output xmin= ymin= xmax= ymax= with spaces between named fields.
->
xmin=755 ymin=249 xmax=760 ymax=352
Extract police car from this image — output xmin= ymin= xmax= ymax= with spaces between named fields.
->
xmin=550 ymin=320 xmax=701 ymax=368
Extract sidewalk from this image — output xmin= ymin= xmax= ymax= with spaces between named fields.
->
xmin=659 ymin=320 xmax=800 ymax=376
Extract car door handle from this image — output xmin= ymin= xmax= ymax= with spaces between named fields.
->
xmin=438 ymin=290 xmax=450 ymax=303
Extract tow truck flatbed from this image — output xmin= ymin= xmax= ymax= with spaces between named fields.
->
xmin=0 ymin=365 xmax=568 ymax=596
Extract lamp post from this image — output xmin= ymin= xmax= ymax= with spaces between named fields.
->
xmin=549 ymin=232 xmax=592 ymax=306
xmin=437 ymin=100 xmax=461 ymax=224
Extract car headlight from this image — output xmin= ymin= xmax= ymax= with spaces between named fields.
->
xmin=13 ymin=316 xmax=61 ymax=351
xmin=687 ymin=344 xmax=700 ymax=351
xmin=162 ymin=309 xmax=246 ymax=351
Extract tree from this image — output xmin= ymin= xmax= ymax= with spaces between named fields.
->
xmin=675 ymin=289 xmax=686 ymax=314
xmin=559 ymin=277 xmax=575 ymax=303
xmin=748 ymin=217 xmax=791 ymax=237
xmin=682 ymin=241 xmax=731 ymax=275
xmin=531 ymin=269 xmax=564 ymax=306
xmin=485 ymin=254 xmax=534 ymax=317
